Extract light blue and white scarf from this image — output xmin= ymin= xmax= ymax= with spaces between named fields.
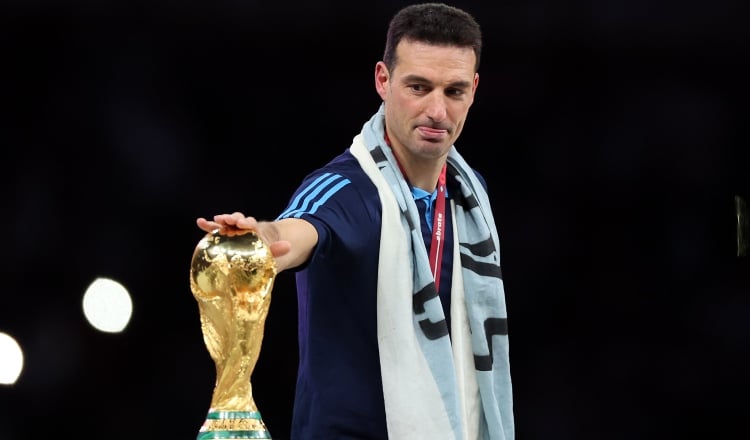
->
xmin=349 ymin=104 xmax=514 ymax=440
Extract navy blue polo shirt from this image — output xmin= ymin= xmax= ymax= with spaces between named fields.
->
xmin=276 ymin=148 xmax=484 ymax=439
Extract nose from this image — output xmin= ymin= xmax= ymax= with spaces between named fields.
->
xmin=424 ymin=93 xmax=447 ymax=123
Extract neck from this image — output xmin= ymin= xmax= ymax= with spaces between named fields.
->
xmin=393 ymin=149 xmax=445 ymax=192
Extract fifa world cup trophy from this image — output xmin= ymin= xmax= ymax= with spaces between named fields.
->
xmin=189 ymin=229 xmax=277 ymax=439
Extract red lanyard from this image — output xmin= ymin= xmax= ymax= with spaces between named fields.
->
xmin=384 ymin=130 xmax=447 ymax=289
xmin=429 ymin=164 xmax=447 ymax=291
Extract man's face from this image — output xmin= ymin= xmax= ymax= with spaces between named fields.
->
xmin=375 ymin=39 xmax=478 ymax=161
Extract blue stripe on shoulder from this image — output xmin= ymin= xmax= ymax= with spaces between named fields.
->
xmin=278 ymin=173 xmax=351 ymax=219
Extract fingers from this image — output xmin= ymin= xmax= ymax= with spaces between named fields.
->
xmin=211 ymin=212 xmax=241 ymax=226
xmin=197 ymin=213 xmax=259 ymax=234
xmin=224 ymin=212 xmax=246 ymax=225
xmin=210 ymin=213 xmax=254 ymax=227
xmin=235 ymin=216 xmax=259 ymax=229
xmin=196 ymin=217 xmax=220 ymax=232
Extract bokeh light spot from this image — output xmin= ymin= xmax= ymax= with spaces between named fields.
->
xmin=82 ymin=277 xmax=133 ymax=333
xmin=0 ymin=332 xmax=24 ymax=385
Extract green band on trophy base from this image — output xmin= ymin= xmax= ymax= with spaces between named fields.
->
xmin=206 ymin=411 xmax=263 ymax=420
xmin=197 ymin=411 xmax=271 ymax=439
xmin=197 ymin=430 xmax=272 ymax=439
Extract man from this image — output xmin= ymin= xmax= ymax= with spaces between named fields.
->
xmin=197 ymin=3 xmax=514 ymax=439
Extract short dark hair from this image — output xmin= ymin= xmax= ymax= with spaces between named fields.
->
xmin=383 ymin=3 xmax=482 ymax=72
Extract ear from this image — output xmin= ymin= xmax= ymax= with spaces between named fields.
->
xmin=374 ymin=61 xmax=390 ymax=101
xmin=472 ymin=72 xmax=479 ymax=98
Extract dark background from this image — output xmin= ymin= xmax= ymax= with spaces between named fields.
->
xmin=1 ymin=0 xmax=749 ymax=439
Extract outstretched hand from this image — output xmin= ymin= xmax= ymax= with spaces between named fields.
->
xmin=196 ymin=212 xmax=292 ymax=259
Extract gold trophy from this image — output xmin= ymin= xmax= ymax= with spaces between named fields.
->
xmin=189 ymin=229 xmax=277 ymax=439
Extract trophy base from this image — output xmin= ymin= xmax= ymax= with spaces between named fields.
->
xmin=197 ymin=410 xmax=271 ymax=439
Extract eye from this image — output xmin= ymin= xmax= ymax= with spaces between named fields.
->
xmin=446 ymin=88 xmax=465 ymax=97
xmin=409 ymin=84 xmax=428 ymax=93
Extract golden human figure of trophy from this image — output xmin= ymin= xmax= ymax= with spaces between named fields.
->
xmin=189 ymin=229 xmax=277 ymax=439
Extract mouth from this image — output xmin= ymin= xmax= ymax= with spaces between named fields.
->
xmin=416 ymin=126 xmax=449 ymax=142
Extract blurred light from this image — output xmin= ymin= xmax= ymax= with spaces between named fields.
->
xmin=737 ymin=195 xmax=748 ymax=257
xmin=0 ymin=332 xmax=24 ymax=385
xmin=82 ymin=277 xmax=133 ymax=333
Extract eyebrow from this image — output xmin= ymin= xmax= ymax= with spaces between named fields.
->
xmin=401 ymin=74 xmax=472 ymax=89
